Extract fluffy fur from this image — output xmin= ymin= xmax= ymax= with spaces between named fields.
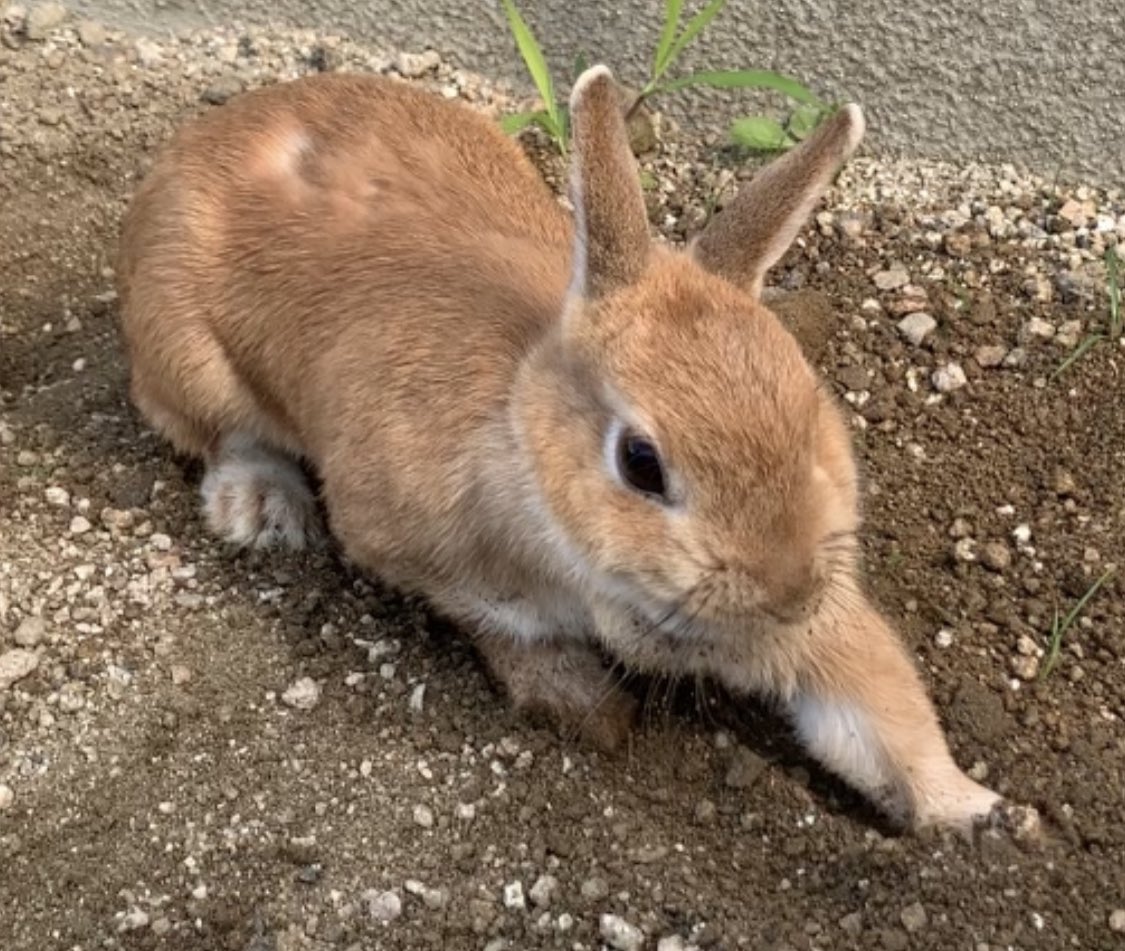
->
xmin=117 ymin=68 xmax=1005 ymax=831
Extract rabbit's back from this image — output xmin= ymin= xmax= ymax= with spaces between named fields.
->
xmin=117 ymin=72 xmax=573 ymax=457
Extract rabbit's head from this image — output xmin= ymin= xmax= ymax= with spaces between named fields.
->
xmin=515 ymin=67 xmax=865 ymax=649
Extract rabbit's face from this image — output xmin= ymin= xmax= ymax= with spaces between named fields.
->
xmin=520 ymin=254 xmax=860 ymax=640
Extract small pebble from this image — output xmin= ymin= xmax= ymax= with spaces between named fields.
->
xmin=1108 ymin=909 xmax=1125 ymax=933
xmin=76 ymin=18 xmax=107 ymax=46
xmin=980 ymin=541 xmax=1012 ymax=572
xmin=528 ymin=874 xmax=558 ymax=908
xmin=873 ymin=266 xmax=910 ymax=290
xmin=412 ymin=803 xmax=434 ymax=828
xmin=897 ymin=311 xmax=937 ymax=346
xmin=502 ymin=880 xmax=525 ymax=910
xmin=974 ymin=344 xmax=1007 ymax=368
xmin=14 ymin=616 xmax=45 ymax=647
xmin=580 ymin=876 xmax=609 ymax=901
xmin=600 ymin=913 xmax=644 ymax=951
xmin=363 ymin=889 xmax=402 ymax=923
xmin=404 ymin=879 xmax=448 ymax=909
xmin=0 ymin=783 xmax=14 ymax=811
xmin=724 ymin=747 xmax=767 ymax=789
xmin=395 ymin=49 xmax=441 ymax=78
xmin=900 ymin=902 xmax=928 ymax=933
xmin=281 ymin=676 xmax=321 ymax=711
xmin=0 ymin=648 xmax=40 ymax=690
xmin=44 ymin=486 xmax=69 ymax=506
xmin=1020 ymin=317 xmax=1055 ymax=341
xmin=932 ymin=362 xmax=967 ymax=393
xmin=69 ymin=515 xmax=92 ymax=535
xmin=694 ymin=798 xmax=717 ymax=823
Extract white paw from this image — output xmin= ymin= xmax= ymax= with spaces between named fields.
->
xmin=201 ymin=441 xmax=321 ymax=550
xmin=912 ymin=774 xmax=1003 ymax=834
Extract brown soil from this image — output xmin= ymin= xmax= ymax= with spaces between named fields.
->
xmin=2 ymin=19 xmax=1124 ymax=951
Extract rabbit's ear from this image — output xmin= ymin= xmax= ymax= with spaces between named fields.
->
xmin=567 ymin=66 xmax=650 ymax=301
xmin=692 ymin=104 xmax=865 ymax=298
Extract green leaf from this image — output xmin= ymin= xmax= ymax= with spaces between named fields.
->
xmin=652 ymin=0 xmax=685 ymax=80
xmin=730 ymin=115 xmax=793 ymax=152
xmin=788 ymin=102 xmax=827 ymax=140
xmin=499 ymin=110 xmax=548 ymax=134
xmin=657 ymin=69 xmax=822 ymax=105
xmin=500 ymin=0 xmax=559 ymax=129
xmin=664 ymin=0 xmax=727 ymax=72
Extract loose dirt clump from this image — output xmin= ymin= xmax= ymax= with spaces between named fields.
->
xmin=2 ymin=12 xmax=1125 ymax=951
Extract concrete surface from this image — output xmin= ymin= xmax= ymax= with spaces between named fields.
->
xmin=69 ymin=0 xmax=1124 ymax=184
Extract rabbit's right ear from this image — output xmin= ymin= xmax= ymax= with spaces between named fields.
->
xmin=566 ymin=66 xmax=650 ymax=302
xmin=691 ymin=104 xmax=865 ymax=298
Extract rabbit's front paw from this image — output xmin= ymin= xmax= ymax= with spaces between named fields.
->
xmin=475 ymin=634 xmax=636 ymax=752
xmin=201 ymin=435 xmax=322 ymax=550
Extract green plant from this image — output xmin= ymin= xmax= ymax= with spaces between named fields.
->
xmin=499 ymin=0 xmax=571 ymax=150
xmin=1053 ymin=245 xmax=1122 ymax=378
xmin=1039 ymin=567 xmax=1115 ymax=680
xmin=499 ymin=0 xmax=832 ymax=154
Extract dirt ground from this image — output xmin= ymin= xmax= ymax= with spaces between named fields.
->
xmin=2 ymin=13 xmax=1125 ymax=951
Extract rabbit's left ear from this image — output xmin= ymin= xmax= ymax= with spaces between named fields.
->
xmin=566 ymin=66 xmax=650 ymax=301
xmin=691 ymin=105 xmax=865 ymax=298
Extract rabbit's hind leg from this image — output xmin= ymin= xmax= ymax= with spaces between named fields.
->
xmin=201 ymin=434 xmax=323 ymax=551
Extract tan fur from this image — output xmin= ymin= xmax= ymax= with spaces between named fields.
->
xmin=117 ymin=69 xmax=1007 ymax=832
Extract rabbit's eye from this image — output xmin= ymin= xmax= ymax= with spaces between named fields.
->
xmin=616 ymin=430 xmax=667 ymax=500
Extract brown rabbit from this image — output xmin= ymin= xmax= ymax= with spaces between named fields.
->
xmin=117 ymin=65 xmax=1009 ymax=831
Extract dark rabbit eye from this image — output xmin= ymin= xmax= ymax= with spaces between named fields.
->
xmin=616 ymin=430 xmax=667 ymax=499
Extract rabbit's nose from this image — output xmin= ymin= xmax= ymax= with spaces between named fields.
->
xmin=762 ymin=559 xmax=821 ymax=623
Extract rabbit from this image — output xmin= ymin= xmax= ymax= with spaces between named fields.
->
xmin=116 ymin=65 xmax=1012 ymax=833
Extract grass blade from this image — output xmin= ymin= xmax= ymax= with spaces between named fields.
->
xmin=730 ymin=115 xmax=793 ymax=151
xmin=1052 ymin=332 xmax=1105 ymax=379
xmin=664 ymin=0 xmax=727 ymax=70
xmin=652 ymin=0 xmax=685 ymax=80
xmin=1040 ymin=567 xmax=1115 ymax=679
xmin=657 ymin=69 xmax=823 ymax=105
xmin=499 ymin=110 xmax=548 ymax=134
xmin=500 ymin=0 xmax=558 ymax=127
xmin=1107 ymin=245 xmax=1121 ymax=336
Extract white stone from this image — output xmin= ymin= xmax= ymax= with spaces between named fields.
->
xmin=932 ymin=362 xmax=967 ymax=392
xmin=0 ymin=783 xmax=14 ymax=811
xmin=412 ymin=803 xmax=434 ymax=828
xmin=0 ymin=648 xmax=39 ymax=690
xmin=600 ymin=914 xmax=644 ymax=951
xmin=363 ymin=889 xmax=402 ymax=923
xmin=44 ymin=485 xmax=70 ymax=506
xmin=502 ymin=880 xmax=525 ymax=910
xmin=280 ymin=676 xmax=320 ymax=711
xmin=897 ymin=311 xmax=937 ymax=346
